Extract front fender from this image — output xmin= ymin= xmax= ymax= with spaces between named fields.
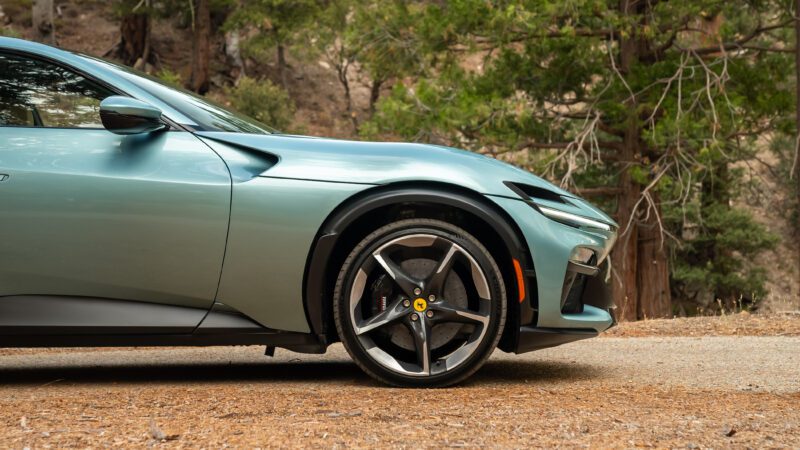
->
xmin=303 ymin=183 xmax=536 ymax=343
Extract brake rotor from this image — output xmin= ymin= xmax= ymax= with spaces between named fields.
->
xmin=370 ymin=258 xmax=469 ymax=352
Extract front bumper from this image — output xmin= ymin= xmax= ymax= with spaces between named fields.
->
xmin=488 ymin=195 xmax=617 ymax=353
xmin=515 ymin=266 xmax=617 ymax=352
xmin=515 ymin=327 xmax=597 ymax=353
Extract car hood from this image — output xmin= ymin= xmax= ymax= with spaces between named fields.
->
xmin=197 ymin=132 xmax=616 ymax=226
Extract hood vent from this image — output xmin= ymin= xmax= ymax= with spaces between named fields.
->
xmin=503 ymin=181 xmax=571 ymax=204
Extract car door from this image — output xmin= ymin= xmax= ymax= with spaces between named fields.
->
xmin=0 ymin=52 xmax=231 ymax=334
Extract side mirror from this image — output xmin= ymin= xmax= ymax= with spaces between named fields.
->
xmin=100 ymin=96 xmax=168 ymax=135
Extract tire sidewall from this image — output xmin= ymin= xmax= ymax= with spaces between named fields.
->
xmin=333 ymin=219 xmax=507 ymax=387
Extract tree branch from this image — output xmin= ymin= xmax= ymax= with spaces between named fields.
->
xmin=472 ymin=27 xmax=614 ymax=45
xmin=740 ymin=45 xmax=795 ymax=53
xmin=679 ymin=19 xmax=794 ymax=56
xmin=514 ymin=140 xmax=623 ymax=152
xmin=641 ymin=16 xmax=693 ymax=62
xmin=574 ymin=186 xmax=624 ymax=197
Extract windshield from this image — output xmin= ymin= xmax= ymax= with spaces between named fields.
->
xmin=77 ymin=54 xmax=277 ymax=134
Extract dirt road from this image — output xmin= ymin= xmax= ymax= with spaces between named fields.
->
xmin=0 ymin=330 xmax=798 ymax=448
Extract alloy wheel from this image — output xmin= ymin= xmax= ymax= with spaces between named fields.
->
xmin=343 ymin=228 xmax=499 ymax=379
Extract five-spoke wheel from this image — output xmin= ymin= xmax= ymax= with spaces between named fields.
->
xmin=334 ymin=219 xmax=507 ymax=387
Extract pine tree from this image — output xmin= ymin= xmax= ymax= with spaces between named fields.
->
xmin=225 ymin=0 xmax=321 ymax=88
xmin=365 ymin=0 xmax=795 ymax=317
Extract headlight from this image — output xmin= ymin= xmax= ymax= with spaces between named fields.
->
xmin=537 ymin=206 xmax=613 ymax=232
xmin=504 ymin=181 xmax=614 ymax=232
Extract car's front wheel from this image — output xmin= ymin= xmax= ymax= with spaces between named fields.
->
xmin=333 ymin=218 xmax=507 ymax=387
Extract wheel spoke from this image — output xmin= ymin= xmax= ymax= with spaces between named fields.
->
xmin=425 ymin=241 xmax=458 ymax=295
xmin=372 ymin=251 xmax=420 ymax=298
xmin=351 ymin=232 xmax=495 ymax=379
xmin=407 ymin=317 xmax=432 ymax=375
xmin=430 ymin=302 xmax=489 ymax=326
xmin=354 ymin=298 xmax=408 ymax=335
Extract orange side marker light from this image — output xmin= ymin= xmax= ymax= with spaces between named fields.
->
xmin=512 ymin=258 xmax=525 ymax=303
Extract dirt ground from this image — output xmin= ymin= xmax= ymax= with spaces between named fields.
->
xmin=0 ymin=314 xmax=797 ymax=448
xmin=605 ymin=311 xmax=800 ymax=337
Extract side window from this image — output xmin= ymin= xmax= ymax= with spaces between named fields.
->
xmin=0 ymin=53 xmax=115 ymax=128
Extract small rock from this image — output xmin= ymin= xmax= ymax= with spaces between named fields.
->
xmin=148 ymin=420 xmax=178 ymax=441
xmin=149 ymin=419 xmax=166 ymax=440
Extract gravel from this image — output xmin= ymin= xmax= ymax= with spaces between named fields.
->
xmin=605 ymin=311 xmax=800 ymax=337
xmin=0 ymin=335 xmax=797 ymax=448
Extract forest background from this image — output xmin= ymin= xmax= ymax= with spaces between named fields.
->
xmin=2 ymin=0 xmax=799 ymax=320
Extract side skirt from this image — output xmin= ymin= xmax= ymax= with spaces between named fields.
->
xmin=0 ymin=296 xmax=327 ymax=353
xmin=0 ymin=331 xmax=327 ymax=353
xmin=0 ymin=295 xmax=206 ymax=335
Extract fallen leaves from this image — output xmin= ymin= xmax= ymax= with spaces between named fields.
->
xmin=605 ymin=312 xmax=800 ymax=338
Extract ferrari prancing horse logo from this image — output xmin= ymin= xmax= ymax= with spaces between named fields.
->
xmin=413 ymin=298 xmax=427 ymax=312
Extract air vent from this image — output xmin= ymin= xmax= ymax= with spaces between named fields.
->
xmin=503 ymin=181 xmax=569 ymax=204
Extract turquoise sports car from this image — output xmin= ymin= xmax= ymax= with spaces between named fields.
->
xmin=0 ymin=37 xmax=617 ymax=387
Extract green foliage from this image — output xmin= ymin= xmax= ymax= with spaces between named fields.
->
xmin=361 ymin=0 xmax=794 ymax=308
xmin=769 ymin=135 xmax=800 ymax=228
xmin=670 ymin=202 xmax=778 ymax=306
xmin=112 ymin=0 xmax=233 ymax=27
xmin=225 ymin=0 xmax=321 ymax=60
xmin=0 ymin=26 xmax=21 ymax=38
xmin=224 ymin=76 xmax=294 ymax=131
xmin=35 ymin=0 xmax=790 ymax=308
xmin=155 ymin=68 xmax=182 ymax=87
xmin=345 ymin=1 xmax=429 ymax=84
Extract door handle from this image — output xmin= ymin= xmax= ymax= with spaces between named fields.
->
xmin=0 ymin=174 xmax=8 ymax=182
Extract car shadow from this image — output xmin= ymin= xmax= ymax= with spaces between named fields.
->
xmin=467 ymin=359 xmax=603 ymax=386
xmin=0 ymin=361 xmax=364 ymax=386
xmin=0 ymin=358 xmax=602 ymax=387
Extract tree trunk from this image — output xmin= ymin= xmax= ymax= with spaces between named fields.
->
xmin=636 ymin=193 xmax=672 ymax=319
xmin=610 ymin=0 xmax=671 ymax=321
xmin=633 ymin=10 xmax=672 ymax=319
xmin=368 ymin=78 xmax=384 ymax=117
xmin=795 ymin=0 xmax=800 ymax=293
xmin=610 ymin=0 xmax=642 ymax=322
xmin=277 ymin=43 xmax=288 ymax=88
xmin=119 ymin=13 xmax=150 ymax=67
xmin=335 ymin=58 xmax=359 ymax=133
xmin=224 ymin=30 xmax=244 ymax=83
xmin=189 ymin=0 xmax=211 ymax=94
xmin=31 ymin=0 xmax=55 ymax=44
xmin=611 ymin=123 xmax=641 ymax=322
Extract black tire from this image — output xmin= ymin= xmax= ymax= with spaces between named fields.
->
xmin=333 ymin=218 xmax=507 ymax=387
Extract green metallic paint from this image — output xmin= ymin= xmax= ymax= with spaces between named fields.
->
xmin=197 ymin=132 xmax=616 ymax=227
xmin=488 ymin=196 xmax=615 ymax=332
xmin=99 ymin=96 xmax=163 ymax=119
xmin=211 ymin=174 xmax=369 ymax=332
xmin=197 ymin=132 xmax=616 ymax=334
xmin=0 ymin=128 xmax=231 ymax=313
xmin=0 ymin=36 xmax=617 ymax=339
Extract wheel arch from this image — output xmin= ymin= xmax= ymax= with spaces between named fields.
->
xmin=303 ymin=181 xmax=537 ymax=350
